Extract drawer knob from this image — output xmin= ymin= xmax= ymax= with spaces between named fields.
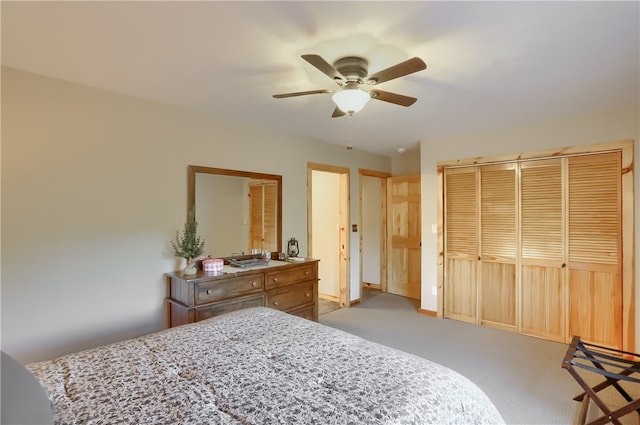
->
xmin=272 ymin=277 xmax=278 ymax=282
xmin=206 ymin=289 xmax=213 ymax=295
xmin=251 ymin=281 xmax=257 ymax=287
xmin=305 ymin=271 xmax=310 ymax=276
xmin=273 ymin=301 xmax=279 ymax=307
xmin=305 ymin=293 xmax=311 ymax=298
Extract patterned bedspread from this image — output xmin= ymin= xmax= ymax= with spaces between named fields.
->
xmin=27 ymin=307 xmax=505 ymax=425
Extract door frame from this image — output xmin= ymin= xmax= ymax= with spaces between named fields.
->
xmin=359 ymin=169 xmax=391 ymax=295
xmin=308 ymin=163 xmax=350 ymax=308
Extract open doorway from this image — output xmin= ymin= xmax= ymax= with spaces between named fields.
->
xmin=308 ymin=163 xmax=349 ymax=313
xmin=359 ymin=169 xmax=390 ymax=303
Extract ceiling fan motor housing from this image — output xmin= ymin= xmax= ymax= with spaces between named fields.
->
xmin=333 ymin=56 xmax=368 ymax=83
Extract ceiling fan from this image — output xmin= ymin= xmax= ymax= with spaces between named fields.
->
xmin=273 ymin=54 xmax=427 ymax=117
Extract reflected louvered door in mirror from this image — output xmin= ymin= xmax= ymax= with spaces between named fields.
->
xmin=249 ymin=182 xmax=278 ymax=252
xmin=568 ymin=152 xmax=622 ymax=349
xmin=479 ymin=163 xmax=517 ymax=331
xmin=263 ymin=182 xmax=277 ymax=250
xmin=249 ymin=183 xmax=264 ymax=251
xmin=444 ymin=167 xmax=478 ymax=323
xmin=519 ymin=159 xmax=566 ymax=342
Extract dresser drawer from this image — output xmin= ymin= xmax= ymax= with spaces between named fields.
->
xmin=195 ymin=273 xmax=264 ymax=305
xmin=195 ymin=293 xmax=265 ymax=322
xmin=267 ymin=282 xmax=315 ymax=311
xmin=265 ymin=264 xmax=316 ymax=289
xmin=288 ymin=304 xmax=316 ymax=321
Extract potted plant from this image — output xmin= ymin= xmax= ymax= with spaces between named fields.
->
xmin=170 ymin=209 xmax=205 ymax=275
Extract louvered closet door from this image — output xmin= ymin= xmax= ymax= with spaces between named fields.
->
xmin=520 ymin=159 xmax=566 ymax=342
xmin=444 ymin=167 xmax=478 ymax=323
xmin=568 ymin=152 xmax=622 ymax=349
xmin=480 ymin=163 xmax=517 ymax=331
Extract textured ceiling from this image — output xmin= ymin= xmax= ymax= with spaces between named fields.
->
xmin=2 ymin=1 xmax=639 ymax=157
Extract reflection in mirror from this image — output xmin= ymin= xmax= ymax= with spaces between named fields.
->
xmin=188 ymin=166 xmax=282 ymax=257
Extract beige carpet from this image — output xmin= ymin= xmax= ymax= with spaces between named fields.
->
xmin=320 ymin=292 xmax=639 ymax=425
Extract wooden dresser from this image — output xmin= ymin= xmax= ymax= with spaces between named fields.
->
xmin=166 ymin=259 xmax=318 ymax=327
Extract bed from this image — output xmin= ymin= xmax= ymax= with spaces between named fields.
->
xmin=26 ymin=307 xmax=505 ymax=424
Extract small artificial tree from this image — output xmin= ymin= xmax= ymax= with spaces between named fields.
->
xmin=171 ymin=209 xmax=205 ymax=274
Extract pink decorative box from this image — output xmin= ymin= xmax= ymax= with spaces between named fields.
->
xmin=202 ymin=258 xmax=224 ymax=272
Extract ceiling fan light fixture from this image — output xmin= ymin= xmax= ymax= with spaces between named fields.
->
xmin=273 ymin=54 xmax=427 ymax=118
xmin=332 ymin=87 xmax=371 ymax=114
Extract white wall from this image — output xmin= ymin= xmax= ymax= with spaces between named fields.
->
xmin=391 ymin=143 xmax=421 ymax=175
xmin=1 ymin=67 xmax=391 ymax=363
xmin=419 ymin=107 xmax=640 ymax=341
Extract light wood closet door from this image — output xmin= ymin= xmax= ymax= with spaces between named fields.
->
xmin=444 ymin=167 xmax=478 ymax=323
xmin=479 ymin=164 xmax=517 ymax=330
xmin=441 ymin=143 xmax=631 ymax=348
xmin=387 ymin=175 xmax=421 ymax=300
xmin=568 ymin=152 xmax=622 ymax=349
xmin=519 ymin=159 xmax=566 ymax=342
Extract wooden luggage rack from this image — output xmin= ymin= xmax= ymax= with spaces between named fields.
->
xmin=562 ymin=336 xmax=640 ymax=425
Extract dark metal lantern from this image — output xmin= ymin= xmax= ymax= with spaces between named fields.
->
xmin=287 ymin=238 xmax=299 ymax=257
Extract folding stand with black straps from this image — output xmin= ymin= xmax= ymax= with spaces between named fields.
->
xmin=562 ymin=336 xmax=640 ymax=425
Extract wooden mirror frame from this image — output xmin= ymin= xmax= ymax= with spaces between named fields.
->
xmin=187 ymin=165 xmax=283 ymax=255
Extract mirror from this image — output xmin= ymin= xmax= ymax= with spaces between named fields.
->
xmin=188 ymin=165 xmax=282 ymax=257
